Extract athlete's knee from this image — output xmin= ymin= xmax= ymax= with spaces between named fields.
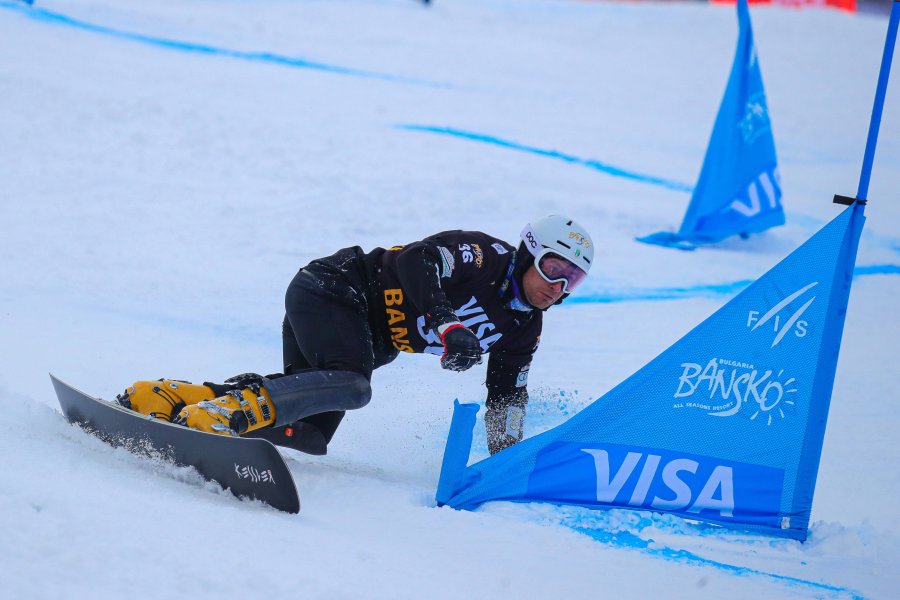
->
xmin=264 ymin=370 xmax=372 ymax=427
xmin=343 ymin=372 xmax=372 ymax=410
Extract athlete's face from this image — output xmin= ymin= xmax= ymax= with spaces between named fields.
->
xmin=522 ymin=264 xmax=565 ymax=310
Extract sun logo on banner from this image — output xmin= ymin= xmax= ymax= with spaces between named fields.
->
xmin=747 ymin=369 xmax=799 ymax=426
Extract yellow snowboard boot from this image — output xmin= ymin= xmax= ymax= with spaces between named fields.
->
xmin=116 ymin=380 xmax=216 ymax=422
xmin=173 ymin=385 xmax=275 ymax=436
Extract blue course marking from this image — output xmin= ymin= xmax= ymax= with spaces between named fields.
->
xmin=396 ymin=124 xmax=695 ymax=192
xmin=570 ymin=526 xmax=864 ymax=599
xmin=569 ymin=280 xmax=754 ymax=304
xmin=854 ymin=263 xmax=900 ymax=276
xmin=0 ymin=1 xmax=447 ymax=87
xmin=570 ymin=264 xmax=899 ymax=304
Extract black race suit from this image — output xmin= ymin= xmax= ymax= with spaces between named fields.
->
xmin=269 ymin=230 xmax=541 ymax=454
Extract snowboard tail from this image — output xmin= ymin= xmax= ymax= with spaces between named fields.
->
xmin=50 ymin=374 xmax=300 ymax=513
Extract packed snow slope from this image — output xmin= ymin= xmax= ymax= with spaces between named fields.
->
xmin=1 ymin=0 xmax=898 ymax=598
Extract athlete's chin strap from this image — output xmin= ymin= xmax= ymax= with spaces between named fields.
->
xmin=507 ymin=277 xmax=533 ymax=312
xmin=499 ymin=251 xmax=534 ymax=313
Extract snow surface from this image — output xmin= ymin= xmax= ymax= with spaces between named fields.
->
xmin=1 ymin=0 xmax=898 ymax=598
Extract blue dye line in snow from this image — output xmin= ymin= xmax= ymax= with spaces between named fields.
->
xmin=569 ymin=280 xmax=754 ymax=304
xmin=570 ymin=264 xmax=899 ymax=305
xmin=571 ymin=527 xmax=865 ymax=599
xmin=855 ymin=263 xmax=900 ymax=276
xmin=396 ymin=124 xmax=696 ymax=192
xmin=0 ymin=1 xmax=446 ymax=87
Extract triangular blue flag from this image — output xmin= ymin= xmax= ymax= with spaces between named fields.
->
xmin=638 ymin=0 xmax=785 ymax=249
xmin=438 ymin=203 xmax=864 ymax=541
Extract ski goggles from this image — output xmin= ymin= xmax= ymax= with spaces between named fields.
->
xmin=534 ymin=250 xmax=587 ymax=293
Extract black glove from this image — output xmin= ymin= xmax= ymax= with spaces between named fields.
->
xmin=439 ymin=323 xmax=483 ymax=372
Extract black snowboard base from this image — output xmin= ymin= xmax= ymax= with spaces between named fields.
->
xmin=50 ymin=374 xmax=300 ymax=513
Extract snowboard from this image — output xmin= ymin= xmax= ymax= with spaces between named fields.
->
xmin=50 ymin=374 xmax=300 ymax=513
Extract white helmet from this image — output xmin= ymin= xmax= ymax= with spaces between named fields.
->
xmin=520 ymin=215 xmax=593 ymax=293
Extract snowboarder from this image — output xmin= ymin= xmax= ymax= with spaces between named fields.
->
xmin=117 ymin=215 xmax=594 ymax=455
